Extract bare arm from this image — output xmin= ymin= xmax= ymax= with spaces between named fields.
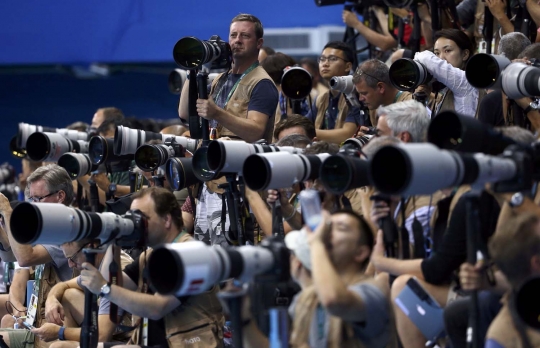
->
xmin=343 ymin=10 xmax=397 ymax=51
xmin=45 ymin=277 xmax=81 ymax=325
xmin=527 ymin=0 xmax=540 ymax=27
xmin=315 ymin=122 xmax=357 ymax=144
xmin=8 ymin=268 xmax=29 ymax=316
xmin=178 ymin=78 xmax=191 ymax=121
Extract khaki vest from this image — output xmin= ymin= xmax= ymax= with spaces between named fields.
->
xmin=209 ymin=66 xmax=276 ymax=143
xmin=34 ymin=264 xmax=77 ymax=348
xmin=129 ymin=235 xmax=225 ymax=348
xmin=315 ymin=91 xmax=350 ymax=130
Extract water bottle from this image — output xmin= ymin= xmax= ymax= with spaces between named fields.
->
xmin=299 ymin=189 xmax=322 ymax=231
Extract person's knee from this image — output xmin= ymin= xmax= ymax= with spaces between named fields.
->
xmin=61 ymin=288 xmax=84 ymax=308
xmin=391 ymin=274 xmax=413 ymax=300
xmin=0 ymin=314 xmax=14 ymax=328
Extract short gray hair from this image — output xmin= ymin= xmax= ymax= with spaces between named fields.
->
xmin=377 ymin=100 xmax=430 ymax=143
xmin=497 ymin=32 xmax=531 ymax=60
xmin=26 ymin=164 xmax=74 ymax=206
xmin=361 ymin=136 xmax=401 ymax=158
xmin=353 ymin=59 xmax=391 ymax=88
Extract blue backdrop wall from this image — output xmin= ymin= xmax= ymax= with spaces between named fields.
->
xmin=0 ymin=1 xmax=345 ymax=171
xmin=0 ymin=0 xmax=344 ymax=64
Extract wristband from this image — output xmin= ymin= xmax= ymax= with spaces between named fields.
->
xmin=523 ymin=105 xmax=533 ymax=115
xmin=58 ymin=327 xmax=66 ymax=341
xmin=283 ymin=209 xmax=297 ymax=221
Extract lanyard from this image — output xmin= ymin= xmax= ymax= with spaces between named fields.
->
xmin=173 ymin=231 xmax=186 ymax=243
xmin=393 ymin=91 xmax=403 ymax=103
xmin=215 ymin=61 xmax=259 ymax=108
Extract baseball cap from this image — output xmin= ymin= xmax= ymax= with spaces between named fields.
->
xmin=284 ymin=228 xmax=311 ymax=271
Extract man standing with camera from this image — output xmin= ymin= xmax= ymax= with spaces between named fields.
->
xmin=178 ymin=14 xmax=278 ymax=247
xmin=178 ymin=14 xmax=278 ymax=143
xmin=312 ymin=41 xmax=366 ymax=144
xmin=79 ymin=187 xmax=224 ymax=347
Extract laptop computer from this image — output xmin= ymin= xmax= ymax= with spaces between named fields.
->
xmin=394 ymin=277 xmax=445 ymax=341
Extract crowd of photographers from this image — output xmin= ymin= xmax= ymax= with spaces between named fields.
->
xmin=0 ymin=2 xmax=540 ymax=347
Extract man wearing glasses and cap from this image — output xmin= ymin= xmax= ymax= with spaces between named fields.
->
xmin=353 ymin=59 xmax=413 ymax=127
xmin=312 ymin=41 xmax=369 ymax=144
xmin=0 ymin=164 xmax=77 ymax=347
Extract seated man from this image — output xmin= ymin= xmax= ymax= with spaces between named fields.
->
xmin=242 ymin=210 xmax=393 ymax=347
xmin=40 ymin=241 xmax=133 ymax=348
xmin=79 ymin=187 xmax=225 ymax=347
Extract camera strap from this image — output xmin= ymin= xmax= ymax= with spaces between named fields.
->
xmin=399 ymin=198 xmax=411 ymax=259
xmin=215 ymin=61 xmax=259 ymax=108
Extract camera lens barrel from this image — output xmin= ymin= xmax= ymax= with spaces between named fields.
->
xmin=465 ymin=54 xmax=511 ymax=89
xmin=330 ymin=76 xmax=356 ymax=95
xmin=389 ymin=58 xmax=431 ymax=91
xmin=58 ymin=153 xmax=97 ymax=179
xmin=428 ymin=110 xmax=517 ymax=155
xmin=148 ymin=242 xmax=274 ymax=297
xmin=320 ymin=155 xmax=371 ymax=195
xmin=26 ymin=132 xmax=88 ymax=162
xmin=281 ymin=67 xmax=312 ymax=100
xmin=501 ymin=63 xmax=540 ymax=99
xmin=17 ymin=123 xmax=56 ymax=149
xmin=243 ymin=152 xmax=329 ymax=191
xmin=10 ymin=202 xmax=137 ymax=245
xmin=165 ymin=157 xmax=200 ymax=191
xmin=207 ymin=140 xmax=303 ymax=175
xmin=173 ymin=36 xmax=231 ymax=70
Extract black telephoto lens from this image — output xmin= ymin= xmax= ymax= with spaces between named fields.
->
xmin=281 ymin=67 xmax=312 ymax=100
xmin=165 ymin=157 xmax=200 ymax=191
xmin=389 ymin=58 xmax=431 ymax=91
xmin=173 ymin=37 xmax=210 ymax=69
xmin=320 ymin=155 xmax=371 ymax=195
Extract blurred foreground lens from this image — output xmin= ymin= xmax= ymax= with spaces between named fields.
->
xmin=515 ymin=277 xmax=540 ymax=330
xmin=173 ymin=37 xmax=208 ymax=69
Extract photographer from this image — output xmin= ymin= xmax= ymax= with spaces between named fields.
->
xmin=414 ymin=29 xmax=479 ymax=117
xmin=353 ymin=59 xmax=412 ymax=126
xmin=261 ymin=53 xmax=313 ymax=126
xmin=273 ymin=114 xmax=317 ymax=142
xmin=342 ymin=6 xmax=397 ymax=53
xmin=79 ymin=187 xmax=224 ymax=347
xmin=243 ymin=210 xmax=392 ymax=347
xmin=312 ymin=41 xmax=367 ymax=144
xmin=178 ymin=14 xmax=278 ymax=143
xmin=478 ymin=44 xmax=540 ymax=131
xmin=0 ymin=165 xmax=77 ymax=346
xmin=484 ymin=213 xmax=540 ymax=347
xmin=26 ymin=241 xmax=134 ymax=346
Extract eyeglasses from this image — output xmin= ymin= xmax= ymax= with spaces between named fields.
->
xmin=27 ymin=191 xmax=59 ymax=203
xmin=66 ymin=243 xmax=91 ymax=264
xmin=318 ymin=55 xmax=348 ymax=64
xmin=354 ymin=67 xmax=381 ymax=83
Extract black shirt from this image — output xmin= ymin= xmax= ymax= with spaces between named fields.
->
xmin=124 ymin=255 xmax=168 ymax=346
xmin=421 ymin=191 xmax=500 ymax=285
xmin=478 ymin=91 xmax=505 ymax=127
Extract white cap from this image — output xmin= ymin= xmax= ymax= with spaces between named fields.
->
xmin=284 ymin=228 xmax=311 ymax=271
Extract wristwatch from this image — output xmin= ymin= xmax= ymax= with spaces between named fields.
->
xmin=509 ymin=192 xmax=524 ymax=208
xmin=99 ymin=282 xmax=112 ymax=298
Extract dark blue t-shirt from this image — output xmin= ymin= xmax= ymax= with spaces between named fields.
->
xmin=311 ymin=92 xmax=366 ymax=129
